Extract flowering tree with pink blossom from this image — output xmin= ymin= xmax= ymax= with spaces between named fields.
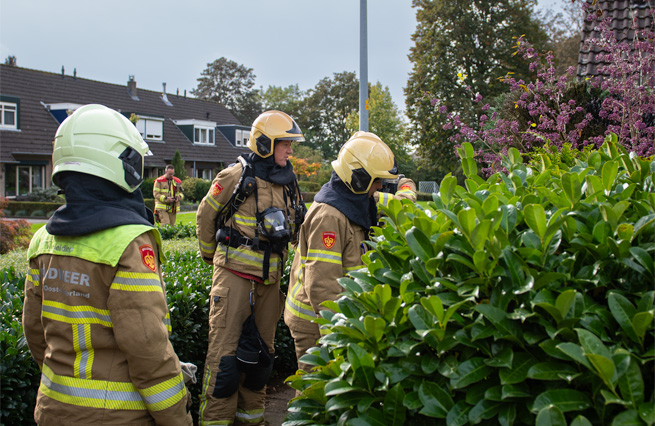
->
xmin=434 ymin=2 xmax=654 ymax=175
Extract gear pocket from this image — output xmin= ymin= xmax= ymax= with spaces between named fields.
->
xmin=209 ymin=287 xmax=229 ymax=328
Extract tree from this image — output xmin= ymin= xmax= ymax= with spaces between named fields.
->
xmin=406 ymin=0 xmax=550 ymax=181
xmin=345 ymin=82 xmax=416 ymax=179
xmin=259 ymin=84 xmax=306 ymax=120
xmin=537 ymin=0 xmax=584 ymax=76
xmin=171 ymin=150 xmax=187 ymax=180
xmin=298 ymin=71 xmax=360 ymax=160
xmin=192 ymin=57 xmax=262 ymax=124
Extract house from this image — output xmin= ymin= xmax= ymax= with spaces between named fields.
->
xmin=577 ymin=0 xmax=654 ymax=78
xmin=0 ymin=64 xmax=251 ymax=198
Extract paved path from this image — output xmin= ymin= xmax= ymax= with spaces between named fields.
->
xmin=265 ymin=385 xmax=295 ymax=425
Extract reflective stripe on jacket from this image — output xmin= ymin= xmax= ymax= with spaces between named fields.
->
xmin=22 ymin=225 xmax=191 ymax=426
xmin=285 ymin=202 xmax=367 ymax=325
xmin=196 ymin=162 xmax=301 ymax=284
xmin=154 ymin=176 xmax=184 ymax=213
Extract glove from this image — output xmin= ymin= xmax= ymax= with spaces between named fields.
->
xmin=180 ymin=362 xmax=198 ymax=384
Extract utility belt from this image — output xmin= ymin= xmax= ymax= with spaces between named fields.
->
xmin=216 ymin=227 xmax=283 ymax=253
xmin=216 ymin=227 xmax=287 ymax=281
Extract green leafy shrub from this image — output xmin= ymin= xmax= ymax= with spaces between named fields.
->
xmin=285 ymin=136 xmax=654 ymax=426
xmin=157 ymin=222 xmax=197 ymax=240
xmin=182 ymin=177 xmax=212 ymax=202
xmin=299 ymin=181 xmax=322 ymax=192
xmin=1 ymin=199 xmax=31 ymax=254
xmin=1 ymin=268 xmax=39 ymax=425
xmin=141 ymin=178 xmax=155 ymax=200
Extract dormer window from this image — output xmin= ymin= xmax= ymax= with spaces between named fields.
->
xmin=235 ymin=128 xmax=250 ymax=147
xmin=135 ymin=116 xmax=164 ymax=141
xmin=0 ymin=101 xmax=17 ymax=129
xmin=195 ymin=126 xmax=215 ymax=144
xmin=44 ymin=102 xmax=83 ymax=124
xmin=174 ymin=119 xmax=217 ymax=146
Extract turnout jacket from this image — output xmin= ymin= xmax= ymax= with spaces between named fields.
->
xmin=22 ymin=225 xmax=191 ymax=426
xmin=285 ymin=202 xmax=367 ymax=324
xmin=196 ymin=161 xmax=302 ymax=284
xmin=153 ymin=176 xmax=184 ymax=213
xmin=374 ymin=177 xmax=417 ymax=207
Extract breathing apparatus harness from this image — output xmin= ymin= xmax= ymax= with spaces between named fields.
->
xmin=215 ymin=155 xmax=306 ymax=280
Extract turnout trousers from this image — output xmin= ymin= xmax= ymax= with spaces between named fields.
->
xmin=199 ymin=266 xmax=283 ymax=426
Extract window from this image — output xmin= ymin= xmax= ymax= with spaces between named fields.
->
xmin=194 ymin=126 xmax=215 ymax=145
xmin=0 ymin=102 xmax=17 ymax=129
xmin=235 ymin=129 xmax=250 ymax=147
xmin=197 ymin=169 xmax=214 ymax=180
xmin=135 ymin=117 xmax=164 ymax=141
xmin=4 ymin=164 xmax=45 ymax=197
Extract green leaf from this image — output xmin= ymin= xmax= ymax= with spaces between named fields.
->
xmin=501 ymin=384 xmax=531 ymax=399
xmin=324 ymin=379 xmax=357 ymax=396
xmin=446 ymin=401 xmax=471 ymax=426
xmin=524 ymin=204 xmax=547 ymax=242
xmin=536 ymin=405 xmax=567 ymax=426
xmin=610 ymin=410 xmax=643 ymax=426
xmin=348 ymin=407 xmax=387 ymax=426
xmin=421 ymin=295 xmax=445 ymax=324
xmin=383 ymin=383 xmax=406 ymax=425
xmin=531 ymin=389 xmax=591 ymax=413
xmin=555 ymin=289 xmax=576 ymax=320
xmin=527 ymin=362 xmax=578 ymax=380
xmin=451 ymin=358 xmax=494 ymax=389
xmin=556 ymin=342 xmax=592 ymax=369
xmin=618 ymin=357 xmax=645 ymax=408
xmin=468 ymin=399 xmax=502 ymax=422
xmin=364 ymin=316 xmax=385 ymax=343
xmin=587 ymin=353 xmax=616 ymax=389
xmin=576 ymin=328 xmax=611 ymax=358
xmin=458 ymin=208 xmax=476 ymax=240
xmin=499 ymin=352 xmax=534 ymax=385
xmin=405 ymin=226 xmax=433 ymax=262
xmin=638 ymin=402 xmax=654 ymax=425
xmin=475 ymin=304 xmax=522 ymax=341
xmin=608 ymin=293 xmax=640 ymax=344
xmin=570 ymin=415 xmax=594 ymax=426
xmin=630 ymin=247 xmax=655 ymax=278
xmin=418 ymin=381 xmax=453 ymax=418
xmin=562 ymin=172 xmax=582 ymax=207
xmin=440 ymin=176 xmax=457 ymax=208
xmin=602 ymin=160 xmax=619 ymax=193
xmin=347 ymin=344 xmax=376 ymax=390
xmin=632 ymin=311 xmax=654 ymax=343
xmin=471 ymin=219 xmax=492 ymax=251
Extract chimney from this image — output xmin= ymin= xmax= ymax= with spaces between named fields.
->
xmin=127 ymin=75 xmax=139 ymax=101
xmin=73 ymin=68 xmax=77 ymax=79
xmin=61 ymin=65 xmax=65 ymax=77
xmin=161 ymin=82 xmax=173 ymax=106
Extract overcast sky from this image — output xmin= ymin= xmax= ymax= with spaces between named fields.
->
xmin=1 ymin=0 xmax=563 ymax=116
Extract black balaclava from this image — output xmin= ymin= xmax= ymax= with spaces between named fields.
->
xmin=46 ymin=171 xmax=154 ymax=236
xmin=246 ymin=150 xmax=296 ymax=186
xmin=314 ymin=171 xmax=378 ymax=232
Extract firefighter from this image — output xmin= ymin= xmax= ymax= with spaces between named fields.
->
xmin=284 ymin=131 xmax=398 ymax=373
xmin=196 ymin=110 xmax=306 ymax=425
xmin=22 ymin=104 xmax=192 ymax=426
xmin=153 ymin=164 xmax=184 ymax=225
xmin=375 ymin=174 xmax=417 ymax=206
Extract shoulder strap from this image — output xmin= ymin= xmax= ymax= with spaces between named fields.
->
xmin=216 ymin=156 xmax=256 ymax=228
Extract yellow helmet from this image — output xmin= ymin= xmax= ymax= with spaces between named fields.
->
xmin=331 ymin=131 xmax=398 ymax=194
xmin=247 ymin=110 xmax=304 ymax=158
xmin=52 ymin=104 xmax=150 ymax=193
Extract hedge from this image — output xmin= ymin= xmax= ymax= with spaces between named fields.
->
xmin=3 ymin=201 xmax=63 ymax=218
xmin=1 ymin=243 xmax=298 ymax=425
xmin=285 ymin=137 xmax=654 ymax=426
